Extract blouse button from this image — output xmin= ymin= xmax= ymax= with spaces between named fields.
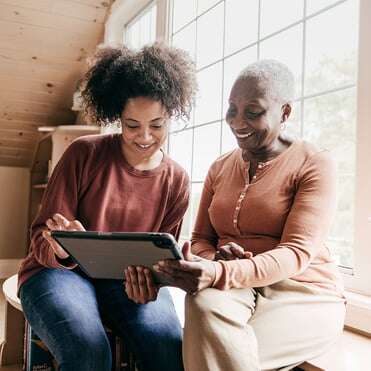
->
xmin=253 ymin=175 xmax=257 ymax=180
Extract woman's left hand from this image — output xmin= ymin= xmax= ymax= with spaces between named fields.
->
xmin=153 ymin=241 xmax=217 ymax=295
xmin=124 ymin=266 xmax=159 ymax=304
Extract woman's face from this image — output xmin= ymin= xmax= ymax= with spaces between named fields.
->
xmin=226 ymin=78 xmax=291 ymax=154
xmin=121 ymin=97 xmax=169 ymax=162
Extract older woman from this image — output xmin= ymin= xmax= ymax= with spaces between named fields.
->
xmin=18 ymin=43 xmax=196 ymax=371
xmin=154 ymin=60 xmax=345 ymax=370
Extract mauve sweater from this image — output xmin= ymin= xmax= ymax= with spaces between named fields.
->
xmin=192 ymin=140 xmax=343 ymax=295
xmin=18 ymin=134 xmax=190 ymax=291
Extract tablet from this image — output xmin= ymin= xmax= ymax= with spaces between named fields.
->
xmin=51 ymin=231 xmax=183 ymax=282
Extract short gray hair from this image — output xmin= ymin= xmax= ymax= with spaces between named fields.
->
xmin=237 ymin=59 xmax=295 ymax=103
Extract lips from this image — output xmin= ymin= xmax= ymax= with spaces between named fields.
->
xmin=135 ymin=143 xmax=153 ymax=151
xmin=234 ymin=131 xmax=254 ymax=139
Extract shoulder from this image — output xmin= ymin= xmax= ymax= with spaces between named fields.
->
xmin=207 ymin=149 xmax=241 ymax=178
xmin=291 ymin=141 xmax=336 ymax=182
xmin=294 ymin=140 xmax=335 ymax=169
xmin=71 ymin=133 xmax=116 ymax=150
xmin=162 ymin=154 xmax=190 ymax=188
xmin=67 ymin=133 xmax=118 ymax=160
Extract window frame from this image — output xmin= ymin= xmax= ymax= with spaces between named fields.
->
xmin=104 ymin=0 xmax=169 ymax=46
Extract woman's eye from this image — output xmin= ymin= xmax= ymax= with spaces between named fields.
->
xmin=226 ymin=107 xmax=236 ymax=117
xmin=151 ymin=125 xmax=163 ymax=129
xmin=246 ymin=110 xmax=265 ymax=119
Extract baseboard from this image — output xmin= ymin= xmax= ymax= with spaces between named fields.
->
xmin=0 ymin=259 xmax=22 ymax=279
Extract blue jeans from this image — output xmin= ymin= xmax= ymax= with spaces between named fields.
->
xmin=20 ymin=268 xmax=183 ymax=371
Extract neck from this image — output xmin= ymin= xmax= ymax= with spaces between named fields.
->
xmin=121 ymin=144 xmax=163 ymax=171
xmin=242 ymin=136 xmax=292 ymax=163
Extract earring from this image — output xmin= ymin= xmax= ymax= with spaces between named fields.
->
xmin=280 ymin=122 xmax=286 ymax=131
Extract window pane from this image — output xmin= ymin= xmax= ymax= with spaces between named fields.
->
xmin=327 ymin=175 xmax=354 ymax=267
xmin=221 ymin=120 xmax=237 ymax=154
xmin=192 ymin=122 xmax=221 ymax=181
xmin=125 ymin=4 xmax=157 ymax=49
xmin=223 ymin=47 xmax=257 ymax=116
xmin=172 ymin=21 xmax=196 ymax=60
xmin=197 ymin=0 xmax=220 ymax=15
xmin=306 ymin=0 xmax=341 ymax=15
xmin=195 ymin=62 xmax=223 ymax=125
xmin=259 ymin=24 xmax=303 ymax=96
xmin=305 ymin=1 xmax=359 ymax=95
xmin=180 ymin=203 xmax=192 ymax=239
xmin=196 ymin=2 xmax=224 ymax=68
xmin=168 ymin=129 xmax=193 ymax=176
xmin=224 ymin=0 xmax=259 ymax=56
xmin=172 ymin=0 xmax=197 ymax=33
xmin=260 ymin=0 xmax=304 ymax=37
xmin=286 ymin=101 xmax=301 ymax=139
xmin=303 ymin=88 xmax=356 ymax=174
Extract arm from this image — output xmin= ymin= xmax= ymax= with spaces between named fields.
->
xmin=126 ymin=170 xmax=190 ymax=303
xmin=30 ymin=140 xmax=91 ymax=269
xmin=212 ymin=151 xmax=337 ymax=290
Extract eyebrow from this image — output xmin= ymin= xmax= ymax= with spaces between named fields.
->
xmin=123 ymin=117 xmax=165 ymax=123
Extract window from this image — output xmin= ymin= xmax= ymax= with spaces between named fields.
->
xmin=105 ymin=0 xmax=371 ymax=309
xmin=168 ymin=0 xmax=361 ymax=272
xmin=125 ymin=3 xmax=157 ymax=49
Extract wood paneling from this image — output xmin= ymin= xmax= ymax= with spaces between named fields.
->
xmin=0 ymin=0 xmax=112 ymax=167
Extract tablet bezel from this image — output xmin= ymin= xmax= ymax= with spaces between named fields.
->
xmin=50 ymin=231 xmax=183 ymax=281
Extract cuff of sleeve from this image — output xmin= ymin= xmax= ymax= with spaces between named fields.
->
xmin=211 ymin=261 xmax=223 ymax=288
xmin=55 ymin=255 xmax=78 ymax=270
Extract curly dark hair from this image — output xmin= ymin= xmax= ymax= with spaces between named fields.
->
xmin=81 ymin=42 xmax=197 ymax=125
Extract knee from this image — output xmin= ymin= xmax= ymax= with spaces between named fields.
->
xmin=60 ymin=332 xmax=112 ymax=371
xmin=185 ymin=288 xmax=219 ymax=324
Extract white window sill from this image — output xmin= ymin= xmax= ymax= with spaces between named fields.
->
xmin=301 ymin=329 xmax=371 ymax=371
xmin=344 ymin=290 xmax=371 ymax=335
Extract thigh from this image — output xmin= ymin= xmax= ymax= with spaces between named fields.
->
xmin=20 ymin=269 xmax=111 ymax=371
xmin=94 ymin=279 xmax=184 ymax=371
xmin=249 ymin=279 xmax=346 ymax=371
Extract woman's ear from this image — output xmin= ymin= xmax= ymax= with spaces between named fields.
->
xmin=281 ymin=103 xmax=292 ymax=123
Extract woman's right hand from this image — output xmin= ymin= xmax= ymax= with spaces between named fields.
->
xmin=124 ymin=266 xmax=159 ymax=304
xmin=215 ymin=242 xmax=249 ymax=261
xmin=42 ymin=213 xmax=85 ymax=259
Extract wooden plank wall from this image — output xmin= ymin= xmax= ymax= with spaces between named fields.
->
xmin=0 ymin=0 xmax=112 ymax=167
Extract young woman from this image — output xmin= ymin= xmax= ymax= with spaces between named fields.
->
xmin=18 ymin=43 xmax=196 ymax=371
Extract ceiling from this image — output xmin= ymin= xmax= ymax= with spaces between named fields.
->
xmin=0 ymin=0 xmax=113 ymax=167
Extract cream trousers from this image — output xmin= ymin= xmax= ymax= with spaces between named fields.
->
xmin=183 ymin=279 xmax=345 ymax=371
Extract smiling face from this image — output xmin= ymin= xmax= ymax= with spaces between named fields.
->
xmin=121 ymin=97 xmax=169 ymax=166
xmin=226 ymin=77 xmax=291 ymax=157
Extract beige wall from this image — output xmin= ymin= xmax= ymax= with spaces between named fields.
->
xmin=0 ymin=167 xmax=30 ymax=259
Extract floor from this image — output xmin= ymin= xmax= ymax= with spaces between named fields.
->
xmin=1 ymin=280 xmax=370 ymax=371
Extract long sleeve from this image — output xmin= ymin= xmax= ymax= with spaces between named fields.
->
xmin=159 ymin=172 xmax=190 ymax=241
xmin=212 ymin=151 xmax=337 ymax=290
xmin=30 ymin=140 xmax=92 ymax=269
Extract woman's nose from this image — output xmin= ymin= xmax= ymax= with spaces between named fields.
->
xmin=229 ymin=116 xmax=246 ymax=130
xmin=139 ymin=129 xmax=153 ymax=141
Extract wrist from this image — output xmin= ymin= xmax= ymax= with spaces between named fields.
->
xmin=210 ymin=261 xmax=223 ymax=287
